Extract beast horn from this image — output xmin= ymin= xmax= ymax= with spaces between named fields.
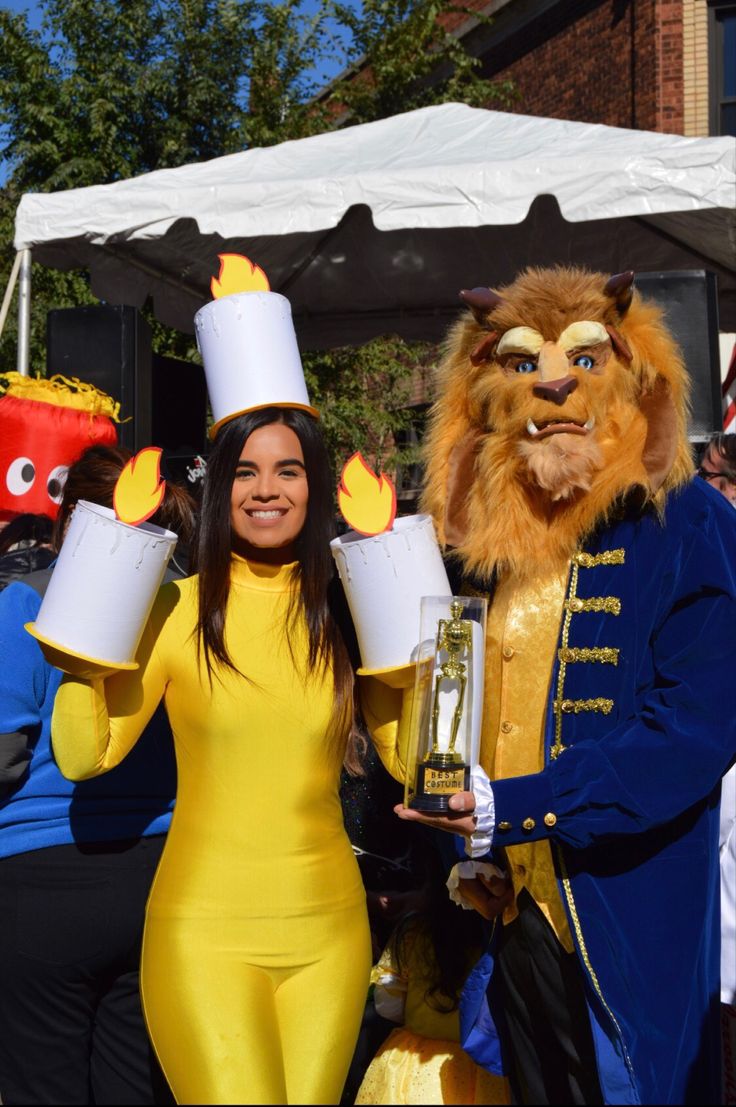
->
xmin=459 ymin=286 xmax=504 ymax=324
xmin=604 ymin=271 xmax=635 ymax=318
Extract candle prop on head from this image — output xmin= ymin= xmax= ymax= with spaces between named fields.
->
xmin=25 ymin=445 xmax=177 ymax=671
xmin=330 ymin=455 xmax=450 ymax=673
xmin=194 ymin=252 xmax=318 ymax=440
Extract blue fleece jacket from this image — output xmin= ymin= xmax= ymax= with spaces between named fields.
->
xmin=0 ymin=576 xmax=175 ymax=858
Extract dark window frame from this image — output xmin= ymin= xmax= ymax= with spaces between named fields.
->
xmin=708 ymin=1 xmax=736 ymax=135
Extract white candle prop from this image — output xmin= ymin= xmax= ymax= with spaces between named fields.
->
xmin=331 ymin=514 xmax=451 ymax=671
xmin=194 ymin=252 xmax=318 ymax=437
xmin=27 ymin=500 xmax=176 ymax=669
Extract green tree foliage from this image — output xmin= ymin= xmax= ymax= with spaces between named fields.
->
xmin=0 ymin=0 xmax=512 ymax=471
xmin=303 ymin=335 xmax=436 ymax=479
xmin=328 ymin=0 xmax=516 ymax=123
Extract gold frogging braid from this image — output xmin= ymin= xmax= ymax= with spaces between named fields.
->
xmin=574 ymin=549 xmax=626 ymax=568
xmin=558 ymin=647 xmax=619 ymax=665
xmin=551 ymin=549 xmax=623 ymax=759
xmin=567 ymin=596 xmax=622 ymax=615
xmin=555 ymin=698 xmax=615 ymax=714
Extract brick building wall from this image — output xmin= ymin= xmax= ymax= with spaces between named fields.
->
xmin=474 ymin=0 xmax=686 ymax=133
xmin=682 ymin=0 xmax=710 ymax=135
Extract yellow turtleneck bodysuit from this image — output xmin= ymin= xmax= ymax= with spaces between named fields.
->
xmin=51 ymin=557 xmax=372 ymax=1106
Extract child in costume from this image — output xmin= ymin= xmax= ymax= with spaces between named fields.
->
xmin=362 ymin=267 xmax=736 ymax=1105
xmin=355 ymin=836 xmax=509 ymax=1106
xmin=47 ymin=258 xmax=372 ymax=1106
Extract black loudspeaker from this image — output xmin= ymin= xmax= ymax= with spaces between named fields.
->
xmin=634 ymin=270 xmax=722 ymax=440
xmin=151 ymin=354 xmax=208 ymax=456
xmin=47 ymin=305 xmax=152 ymax=452
xmin=47 ymin=306 xmax=209 ymax=456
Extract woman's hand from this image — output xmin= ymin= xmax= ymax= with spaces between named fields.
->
xmin=393 ymin=790 xmax=478 ymax=838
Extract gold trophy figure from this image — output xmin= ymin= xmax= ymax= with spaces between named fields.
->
xmin=410 ymin=598 xmax=473 ymax=812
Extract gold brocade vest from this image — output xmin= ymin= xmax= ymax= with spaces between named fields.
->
xmin=480 ymin=567 xmax=574 ymax=952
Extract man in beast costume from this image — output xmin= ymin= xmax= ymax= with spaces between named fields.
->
xmin=369 ymin=267 xmax=736 ymax=1105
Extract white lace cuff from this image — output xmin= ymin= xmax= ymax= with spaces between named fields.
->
xmin=446 ymin=860 xmax=506 ymax=910
xmin=466 ymin=764 xmax=495 ymax=857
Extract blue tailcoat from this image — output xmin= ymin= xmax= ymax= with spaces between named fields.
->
xmin=460 ymin=480 xmax=736 ymax=1105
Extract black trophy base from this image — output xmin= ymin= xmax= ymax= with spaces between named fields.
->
xmin=409 ymin=759 xmax=470 ymax=813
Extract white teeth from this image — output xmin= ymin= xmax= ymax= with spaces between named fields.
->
xmin=584 ymin=416 xmax=595 ymax=431
xmin=526 ymin=418 xmax=540 ymax=436
xmin=250 ymin=510 xmax=283 ymax=518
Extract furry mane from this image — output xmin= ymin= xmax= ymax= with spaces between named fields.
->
xmin=421 ymin=266 xmax=693 ymax=579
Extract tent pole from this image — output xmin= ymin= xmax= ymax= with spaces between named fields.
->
xmin=16 ymin=248 xmax=32 ymax=376
xmin=0 ymin=251 xmax=22 ymax=343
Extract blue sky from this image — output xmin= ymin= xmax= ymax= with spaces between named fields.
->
xmin=3 ymin=0 xmax=41 ymax=26
xmin=0 ymin=0 xmax=357 ymax=186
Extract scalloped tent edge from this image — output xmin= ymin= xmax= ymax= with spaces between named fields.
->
xmin=10 ymin=102 xmax=736 ymax=351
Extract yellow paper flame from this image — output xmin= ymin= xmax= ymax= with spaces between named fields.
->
xmin=338 ymin=453 xmax=397 ymax=537
xmin=113 ymin=447 xmax=166 ymax=526
xmin=211 ymin=253 xmax=270 ymax=299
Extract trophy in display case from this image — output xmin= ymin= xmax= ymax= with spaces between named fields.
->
xmin=405 ymin=594 xmax=487 ymax=812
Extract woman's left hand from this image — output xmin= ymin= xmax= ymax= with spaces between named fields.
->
xmin=393 ymin=791 xmax=477 ymax=838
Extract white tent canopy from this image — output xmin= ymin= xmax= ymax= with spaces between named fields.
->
xmin=14 ymin=102 xmax=736 ymax=345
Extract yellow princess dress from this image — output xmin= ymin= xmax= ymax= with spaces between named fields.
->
xmin=51 ymin=557 xmax=372 ymax=1106
xmin=355 ymin=923 xmax=509 ymax=1106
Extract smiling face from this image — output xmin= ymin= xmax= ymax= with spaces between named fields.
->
xmin=230 ymin=422 xmax=309 ymax=563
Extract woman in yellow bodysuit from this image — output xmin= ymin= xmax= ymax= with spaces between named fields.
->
xmin=51 ymin=408 xmax=372 ymax=1106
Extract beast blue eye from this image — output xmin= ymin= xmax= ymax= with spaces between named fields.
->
xmin=516 ymin=361 xmax=536 ymax=374
xmin=574 ymin=355 xmax=594 ymax=370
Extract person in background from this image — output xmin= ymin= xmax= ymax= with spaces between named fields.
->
xmin=697 ymin=431 xmax=736 ymax=508
xmin=354 ymin=831 xmax=509 ymax=1107
xmin=0 ymin=512 xmax=54 ymax=591
xmin=340 ymin=750 xmax=435 ymax=1106
xmin=0 ymin=443 xmax=195 ymax=1106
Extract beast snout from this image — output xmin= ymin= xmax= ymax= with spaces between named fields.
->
xmin=532 ymin=375 xmax=578 ymax=405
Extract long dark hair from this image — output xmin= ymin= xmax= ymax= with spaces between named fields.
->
xmin=391 ymin=834 xmax=486 ymax=1013
xmin=53 ymin=443 xmax=197 ymax=552
xmin=192 ymin=408 xmax=363 ymax=771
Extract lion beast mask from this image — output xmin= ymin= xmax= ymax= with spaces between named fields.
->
xmin=421 ymin=266 xmax=693 ymax=579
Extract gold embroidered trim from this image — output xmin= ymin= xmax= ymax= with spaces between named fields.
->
xmin=551 ymin=561 xmax=578 ymax=760
xmin=555 ymin=697 xmax=614 ymax=715
xmin=558 ymin=647 xmax=619 ymax=665
xmin=566 ymin=596 xmax=622 ymax=615
xmin=556 ymin=845 xmax=635 ymax=1079
xmin=574 ymin=549 xmax=625 ymax=567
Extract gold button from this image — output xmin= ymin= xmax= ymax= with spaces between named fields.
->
xmin=522 ymin=817 xmax=536 ymax=831
xmin=500 ymin=720 xmax=513 ymax=733
xmin=502 ymin=645 xmax=515 ymax=660
xmin=515 ymin=863 xmax=526 ymax=876
xmin=544 ymin=812 xmax=557 ymax=827
xmin=560 ymin=700 xmax=574 ymax=714
xmin=498 ymin=821 xmax=512 ymax=832
xmin=569 ymin=597 xmax=584 ymax=612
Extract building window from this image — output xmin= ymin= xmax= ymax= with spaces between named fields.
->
xmin=709 ymin=2 xmax=736 ymax=135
